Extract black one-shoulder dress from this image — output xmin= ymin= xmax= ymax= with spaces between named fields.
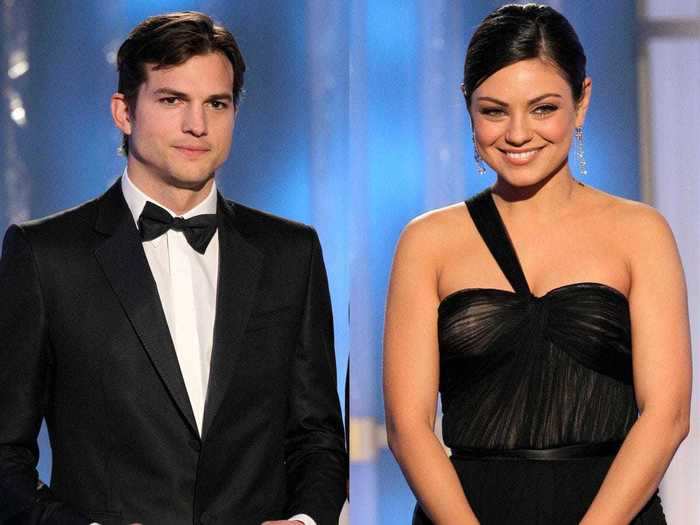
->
xmin=413 ymin=190 xmax=666 ymax=524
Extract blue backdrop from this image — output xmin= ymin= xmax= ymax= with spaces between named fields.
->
xmin=0 ymin=0 xmax=351 ymax=488
xmin=1 ymin=1 xmax=640 ymax=523
xmin=347 ymin=1 xmax=639 ymax=523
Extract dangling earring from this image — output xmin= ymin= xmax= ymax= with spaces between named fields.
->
xmin=575 ymin=126 xmax=588 ymax=176
xmin=472 ymin=131 xmax=486 ymax=175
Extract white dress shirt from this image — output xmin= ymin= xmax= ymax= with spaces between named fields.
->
xmin=120 ymin=171 xmax=315 ymax=525
xmin=122 ymin=171 xmax=218 ymax=435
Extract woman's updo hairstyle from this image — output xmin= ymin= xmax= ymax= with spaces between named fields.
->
xmin=463 ymin=4 xmax=586 ymax=105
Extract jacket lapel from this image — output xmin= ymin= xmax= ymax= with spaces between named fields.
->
xmin=201 ymin=195 xmax=263 ymax=439
xmin=93 ymin=182 xmax=198 ymax=435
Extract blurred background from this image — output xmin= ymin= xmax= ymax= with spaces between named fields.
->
xmin=1 ymin=0 xmax=353 ymax=520
xmin=346 ymin=0 xmax=699 ymax=524
xmin=1 ymin=0 xmax=698 ymax=524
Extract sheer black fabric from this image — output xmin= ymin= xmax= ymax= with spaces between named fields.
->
xmin=415 ymin=189 xmax=666 ymax=524
xmin=439 ymin=189 xmax=637 ymax=450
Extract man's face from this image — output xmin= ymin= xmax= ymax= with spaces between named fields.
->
xmin=122 ymin=52 xmax=236 ymax=192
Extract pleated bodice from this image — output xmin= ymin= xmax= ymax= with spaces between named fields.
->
xmin=439 ymin=189 xmax=638 ymax=450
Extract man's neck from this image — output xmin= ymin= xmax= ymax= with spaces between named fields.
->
xmin=127 ymin=168 xmax=215 ymax=216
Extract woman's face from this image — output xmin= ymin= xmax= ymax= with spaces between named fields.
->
xmin=470 ymin=58 xmax=590 ymax=186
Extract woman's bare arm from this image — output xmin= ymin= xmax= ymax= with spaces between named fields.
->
xmin=383 ymin=216 xmax=479 ymax=525
xmin=580 ymin=205 xmax=691 ymax=524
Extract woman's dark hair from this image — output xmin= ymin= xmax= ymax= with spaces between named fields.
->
xmin=463 ymin=4 xmax=586 ymax=105
xmin=116 ymin=11 xmax=246 ymax=155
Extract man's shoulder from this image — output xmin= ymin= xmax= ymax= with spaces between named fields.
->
xmin=12 ymin=192 xmax=105 ymax=247
xmin=227 ymin=200 xmax=316 ymax=241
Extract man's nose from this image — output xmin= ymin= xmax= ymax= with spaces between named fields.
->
xmin=182 ymin=105 xmax=207 ymax=137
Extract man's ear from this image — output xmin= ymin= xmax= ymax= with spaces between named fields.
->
xmin=111 ymin=93 xmax=132 ymax=135
xmin=232 ymin=102 xmax=241 ymax=122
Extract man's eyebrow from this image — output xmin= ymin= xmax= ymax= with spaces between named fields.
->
xmin=151 ymin=88 xmax=233 ymax=103
xmin=205 ymin=93 xmax=233 ymax=102
xmin=152 ymin=88 xmax=189 ymax=99
xmin=476 ymin=93 xmax=563 ymax=106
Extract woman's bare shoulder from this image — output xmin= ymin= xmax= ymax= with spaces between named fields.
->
xmin=596 ymin=190 xmax=668 ymax=231
xmin=399 ymin=202 xmax=470 ymax=250
xmin=582 ymin=186 xmax=675 ymax=259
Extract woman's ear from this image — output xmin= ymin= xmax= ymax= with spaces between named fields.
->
xmin=575 ymin=77 xmax=592 ymax=128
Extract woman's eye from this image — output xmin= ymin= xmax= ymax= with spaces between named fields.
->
xmin=480 ymin=107 xmax=506 ymax=117
xmin=533 ymin=104 xmax=557 ymax=115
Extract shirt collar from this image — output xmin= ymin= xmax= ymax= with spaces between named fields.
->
xmin=121 ymin=168 xmax=218 ymax=228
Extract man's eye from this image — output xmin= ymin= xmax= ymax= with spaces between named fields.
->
xmin=209 ymin=100 xmax=229 ymax=110
xmin=160 ymin=97 xmax=179 ymax=105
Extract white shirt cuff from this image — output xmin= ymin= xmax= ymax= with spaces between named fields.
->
xmin=289 ymin=513 xmax=316 ymax=525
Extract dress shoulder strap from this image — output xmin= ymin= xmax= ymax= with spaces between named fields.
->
xmin=465 ymin=189 xmax=530 ymax=296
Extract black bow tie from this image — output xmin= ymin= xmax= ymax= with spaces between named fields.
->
xmin=138 ymin=201 xmax=218 ymax=254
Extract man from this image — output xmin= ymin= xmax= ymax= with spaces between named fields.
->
xmin=0 ymin=12 xmax=346 ymax=525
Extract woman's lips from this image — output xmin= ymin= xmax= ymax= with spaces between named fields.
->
xmin=500 ymin=147 xmax=543 ymax=165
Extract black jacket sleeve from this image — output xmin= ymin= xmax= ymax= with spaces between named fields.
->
xmin=284 ymin=229 xmax=348 ymax=525
xmin=0 ymin=225 xmax=89 ymax=524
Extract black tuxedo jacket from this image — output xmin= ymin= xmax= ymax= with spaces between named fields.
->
xmin=0 ymin=181 xmax=347 ymax=525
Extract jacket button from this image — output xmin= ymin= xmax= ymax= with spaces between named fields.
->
xmin=188 ymin=439 xmax=201 ymax=452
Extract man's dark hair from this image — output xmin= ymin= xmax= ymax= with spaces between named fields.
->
xmin=116 ymin=11 xmax=246 ymax=155
xmin=463 ymin=3 xmax=586 ymax=105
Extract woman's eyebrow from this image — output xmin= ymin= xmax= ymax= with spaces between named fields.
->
xmin=476 ymin=93 xmax=563 ymax=106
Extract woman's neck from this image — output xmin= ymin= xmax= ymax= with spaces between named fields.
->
xmin=491 ymin=164 xmax=583 ymax=221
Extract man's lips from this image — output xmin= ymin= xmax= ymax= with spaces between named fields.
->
xmin=173 ymin=145 xmax=210 ymax=158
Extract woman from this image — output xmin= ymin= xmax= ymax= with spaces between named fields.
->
xmin=383 ymin=4 xmax=691 ymax=524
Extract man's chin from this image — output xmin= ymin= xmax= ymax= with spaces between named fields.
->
xmin=164 ymin=172 xmax=216 ymax=192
